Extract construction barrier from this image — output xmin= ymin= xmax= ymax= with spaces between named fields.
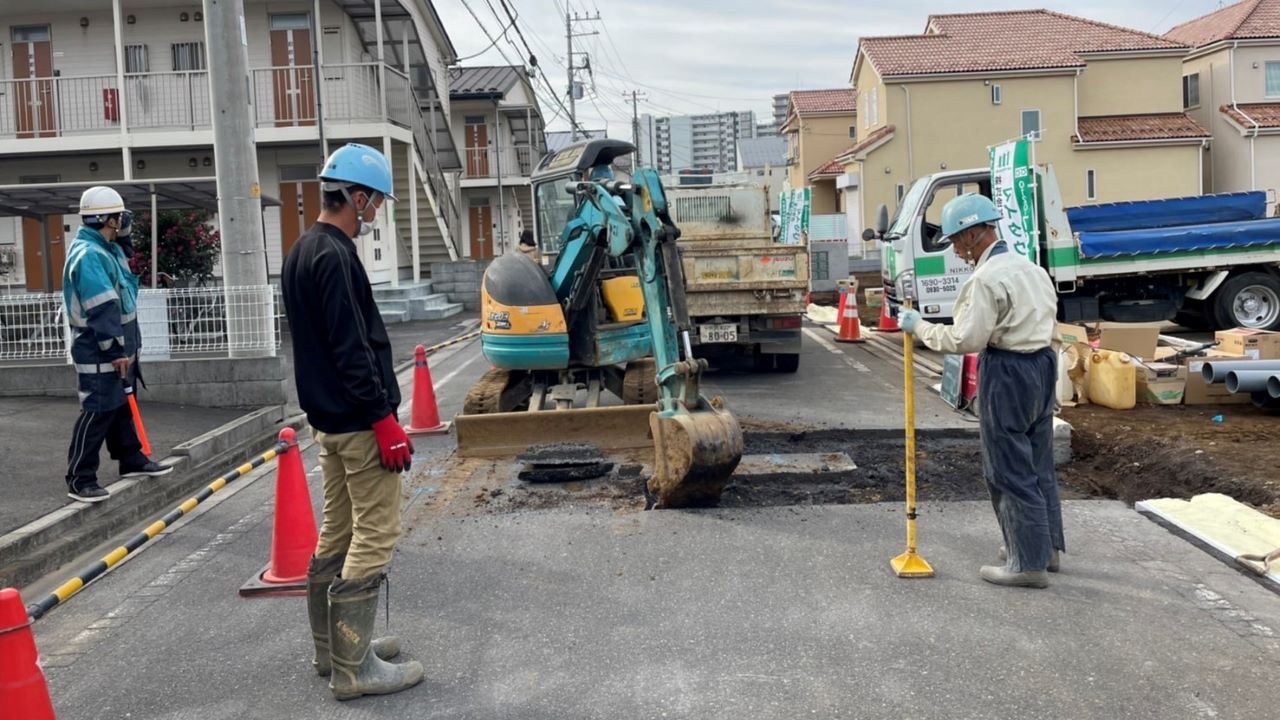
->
xmin=406 ymin=344 xmax=451 ymax=435
xmin=1 ymin=588 xmax=56 ymax=719
xmin=25 ymin=438 xmax=291 ymax=622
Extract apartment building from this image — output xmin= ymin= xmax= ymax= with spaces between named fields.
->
xmin=640 ymin=110 xmax=757 ymax=174
xmin=1167 ymin=0 xmax=1280 ymax=197
xmin=0 ymin=0 xmax=462 ymax=292
xmin=769 ymin=92 xmax=788 ymax=134
xmin=448 ymin=65 xmax=547 ymax=260
xmin=844 ymin=9 xmax=1208 ymax=238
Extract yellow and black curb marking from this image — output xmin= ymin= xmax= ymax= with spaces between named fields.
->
xmin=26 ymin=440 xmax=291 ymax=623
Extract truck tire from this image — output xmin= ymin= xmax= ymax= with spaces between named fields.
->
xmin=774 ymin=353 xmax=800 ymax=374
xmin=1211 ymin=272 xmax=1280 ymax=331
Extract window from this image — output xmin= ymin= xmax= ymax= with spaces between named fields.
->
xmin=896 ymin=183 xmax=906 ymax=203
xmin=1267 ymin=62 xmax=1280 ymax=98
xmin=991 ymin=83 xmax=1002 ymax=105
xmin=11 ymin=25 xmax=51 ymax=42
xmin=270 ymin=13 xmax=311 ymax=30
xmin=1021 ymin=109 xmax=1041 ymax=140
xmin=124 ymin=44 xmax=149 ymax=74
xmin=870 ymin=87 xmax=880 ymax=126
xmin=1183 ymin=73 xmax=1200 ymax=109
xmin=171 ymin=42 xmax=206 ymax=71
xmin=849 ymin=125 xmax=857 ymax=139
xmin=862 ymin=93 xmax=868 ymax=129
xmin=1086 ymin=169 xmax=1097 ymax=201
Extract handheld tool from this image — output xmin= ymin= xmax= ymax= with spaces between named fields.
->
xmin=120 ymin=364 xmax=152 ymax=457
xmin=891 ymin=300 xmax=935 ymax=578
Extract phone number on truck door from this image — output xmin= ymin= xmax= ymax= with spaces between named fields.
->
xmin=918 ymin=275 xmax=963 ymax=295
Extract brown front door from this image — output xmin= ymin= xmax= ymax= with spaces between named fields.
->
xmin=269 ymin=15 xmax=315 ymax=128
xmin=465 ymin=117 xmax=490 ymax=177
xmin=22 ymin=215 xmax=65 ymax=291
xmin=11 ymin=25 xmax=56 ymax=138
xmin=279 ymin=180 xmax=322 ymax=260
xmin=469 ymin=201 xmax=494 ymax=259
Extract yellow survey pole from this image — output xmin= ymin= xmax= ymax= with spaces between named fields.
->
xmin=891 ymin=300 xmax=935 ymax=578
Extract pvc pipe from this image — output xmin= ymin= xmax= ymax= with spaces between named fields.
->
xmin=1225 ymin=370 xmax=1280 ymax=394
xmin=1269 ymin=374 xmax=1280 ymax=399
xmin=1201 ymin=359 xmax=1280 ymax=384
xmin=1251 ymin=391 xmax=1280 ymax=410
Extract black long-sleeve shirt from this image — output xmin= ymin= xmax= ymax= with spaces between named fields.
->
xmin=282 ymin=222 xmax=399 ymax=433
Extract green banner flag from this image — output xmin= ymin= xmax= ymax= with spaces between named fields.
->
xmin=989 ymin=139 xmax=1037 ymax=263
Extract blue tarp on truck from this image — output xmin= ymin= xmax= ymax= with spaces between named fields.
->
xmin=1078 ymin=217 xmax=1280 ymax=259
xmin=1067 ymin=191 xmax=1267 ymax=233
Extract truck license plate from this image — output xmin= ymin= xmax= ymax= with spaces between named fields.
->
xmin=699 ymin=323 xmax=737 ymax=344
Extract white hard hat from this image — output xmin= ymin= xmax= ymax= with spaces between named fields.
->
xmin=79 ymin=186 xmax=126 ymax=217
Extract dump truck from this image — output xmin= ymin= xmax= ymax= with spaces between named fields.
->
xmin=865 ymin=165 xmax=1280 ymax=331
xmin=665 ymin=179 xmax=809 ymax=372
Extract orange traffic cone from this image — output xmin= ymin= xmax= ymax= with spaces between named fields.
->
xmin=879 ymin=301 xmax=901 ymax=332
xmin=240 ymin=427 xmax=318 ymax=597
xmin=406 ymin=345 xmax=450 ymax=435
xmin=835 ymin=286 xmax=849 ymax=323
xmin=0 ymin=588 xmax=56 ymax=720
xmin=835 ymin=289 xmax=866 ymax=344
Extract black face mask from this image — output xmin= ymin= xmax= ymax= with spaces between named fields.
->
xmin=117 ymin=234 xmax=136 ymax=258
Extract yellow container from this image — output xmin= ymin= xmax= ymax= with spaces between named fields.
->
xmin=1088 ymin=350 xmax=1136 ymax=410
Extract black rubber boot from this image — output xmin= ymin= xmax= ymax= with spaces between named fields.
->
xmin=306 ymin=555 xmax=401 ymax=677
xmin=328 ymin=573 xmax=424 ymax=700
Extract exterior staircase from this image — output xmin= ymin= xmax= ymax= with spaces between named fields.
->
xmin=390 ymin=150 xmax=456 ymax=280
xmin=371 ymin=280 xmax=463 ymax=324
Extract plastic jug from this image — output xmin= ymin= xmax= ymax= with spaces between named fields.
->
xmin=1088 ymin=350 xmax=1136 ymax=410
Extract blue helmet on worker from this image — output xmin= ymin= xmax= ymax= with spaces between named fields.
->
xmin=320 ymin=143 xmax=396 ymax=201
xmin=940 ymin=193 xmax=1001 ymax=245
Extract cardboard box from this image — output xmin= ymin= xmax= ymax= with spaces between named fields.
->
xmin=1096 ymin=323 xmax=1160 ymax=360
xmin=1184 ymin=352 xmax=1252 ymax=405
xmin=1136 ymin=363 xmax=1186 ymax=405
xmin=1214 ymin=328 xmax=1280 ymax=360
xmin=1055 ymin=323 xmax=1089 ymax=347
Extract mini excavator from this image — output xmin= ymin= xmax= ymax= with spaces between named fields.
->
xmin=453 ymin=139 xmax=743 ymax=507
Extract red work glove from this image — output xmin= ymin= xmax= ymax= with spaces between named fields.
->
xmin=371 ymin=414 xmax=415 ymax=473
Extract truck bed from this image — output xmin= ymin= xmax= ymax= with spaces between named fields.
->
xmin=1078 ymin=217 xmax=1280 ymax=259
xmin=1066 ymin=191 xmax=1268 ymax=233
xmin=679 ymin=239 xmax=808 ymax=317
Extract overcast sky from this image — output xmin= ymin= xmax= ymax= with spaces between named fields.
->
xmin=433 ymin=0 xmax=1229 ymax=135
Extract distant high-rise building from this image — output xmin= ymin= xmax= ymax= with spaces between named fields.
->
xmin=640 ymin=110 xmax=757 ymax=174
xmin=771 ymin=93 xmax=789 ymax=134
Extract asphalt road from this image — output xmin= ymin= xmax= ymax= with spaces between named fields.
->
xmin=26 ymin=328 xmax=1280 ymax=719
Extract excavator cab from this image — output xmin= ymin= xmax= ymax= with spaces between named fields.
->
xmin=455 ymin=139 xmax=743 ymax=507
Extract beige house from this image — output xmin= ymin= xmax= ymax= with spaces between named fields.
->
xmin=780 ymin=88 xmax=856 ymax=214
xmin=844 ymin=9 xmax=1210 ymax=237
xmin=1167 ymin=0 xmax=1280 ymax=198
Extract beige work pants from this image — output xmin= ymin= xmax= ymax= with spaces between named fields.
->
xmin=312 ymin=429 xmax=403 ymax=579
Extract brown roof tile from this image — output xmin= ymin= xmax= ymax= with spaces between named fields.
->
xmin=1220 ymin=102 xmax=1280 ymax=128
xmin=860 ymin=9 xmax=1184 ymax=77
xmin=837 ymin=125 xmax=896 ymax=161
xmin=808 ymin=151 xmax=853 ymax=180
xmin=1072 ymin=113 xmax=1210 ymax=143
xmin=789 ymin=89 xmax=857 ymax=115
xmin=1165 ymin=0 xmax=1280 ymax=48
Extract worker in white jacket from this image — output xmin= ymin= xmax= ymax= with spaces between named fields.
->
xmin=899 ymin=193 xmax=1063 ymax=589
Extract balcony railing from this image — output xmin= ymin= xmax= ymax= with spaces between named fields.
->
xmin=0 ymin=62 xmax=413 ymax=138
xmin=462 ymin=144 xmax=540 ymax=179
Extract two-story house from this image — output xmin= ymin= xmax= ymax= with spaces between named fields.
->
xmin=1167 ymin=0 xmax=1280 ymax=198
xmin=780 ymin=88 xmax=856 ymax=215
xmin=0 ymin=0 xmax=462 ymax=292
xmin=447 ymin=65 xmax=546 ymax=259
xmin=844 ymin=9 xmax=1210 ymax=239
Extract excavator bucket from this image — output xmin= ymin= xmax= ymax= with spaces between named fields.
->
xmin=454 ymin=405 xmax=657 ymax=458
xmin=648 ymin=401 xmax=743 ymax=508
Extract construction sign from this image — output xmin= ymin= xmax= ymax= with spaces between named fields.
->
xmin=778 ymin=186 xmax=810 ymax=246
xmin=989 ymin=138 xmax=1038 ymax=263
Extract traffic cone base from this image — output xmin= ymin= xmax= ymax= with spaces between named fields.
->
xmin=241 ymin=427 xmax=317 ymax=598
xmin=0 ymin=588 xmax=57 ymax=720
xmin=835 ymin=291 xmax=866 ymax=344
xmin=407 ymin=344 xmax=450 ymax=435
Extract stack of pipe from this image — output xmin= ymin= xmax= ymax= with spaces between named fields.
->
xmin=1200 ymin=360 xmax=1280 ymax=409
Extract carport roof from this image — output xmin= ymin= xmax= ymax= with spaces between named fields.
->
xmin=0 ymin=179 xmax=279 ymax=220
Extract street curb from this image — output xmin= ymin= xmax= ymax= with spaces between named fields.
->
xmin=0 ymin=404 xmax=299 ymax=590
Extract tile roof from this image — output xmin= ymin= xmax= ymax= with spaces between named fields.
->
xmin=1165 ymin=0 xmax=1280 ymax=48
xmin=859 ymin=9 xmax=1184 ymax=78
xmin=449 ymin=66 xmax=525 ymax=99
xmin=808 ymin=151 xmax=852 ymax=180
xmin=789 ymin=89 xmax=857 ymax=115
xmin=737 ymin=137 xmax=787 ymax=168
xmin=837 ymin=125 xmax=897 ymax=161
xmin=1221 ymin=102 xmax=1280 ymax=128
xmin=1072 ymin=113 xmax=1210 ymax=143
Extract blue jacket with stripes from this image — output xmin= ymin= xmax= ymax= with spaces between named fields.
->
xmin=62 ymin=226 xmax=141 ymax=411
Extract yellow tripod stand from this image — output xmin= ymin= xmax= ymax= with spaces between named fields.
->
xmin=891 ymin=300 xmax=936 ymax=578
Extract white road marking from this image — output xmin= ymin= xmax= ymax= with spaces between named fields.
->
xmin=803 ymin=327 xmax=871 ymax=373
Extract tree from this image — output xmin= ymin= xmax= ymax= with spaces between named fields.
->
xmin=128 ymin=210 xmax=221 ymax=286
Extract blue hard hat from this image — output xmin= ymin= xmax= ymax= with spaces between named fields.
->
xmin=940 ymin=193 xmax=1001 ymax=243
xmin=319 ymin=143 xmax=396 ymax=200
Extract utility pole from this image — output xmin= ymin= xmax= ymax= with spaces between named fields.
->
xmin=204 ymin=0 xmax=272 ymax=357
xmin=565 ymin=7 xmax=600 ymax=140
xmin=623 ymin=90 xmax=646 ymax=164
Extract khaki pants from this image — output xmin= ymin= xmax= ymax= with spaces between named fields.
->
xmin=313 ymin=429 xmax=403 ymax=579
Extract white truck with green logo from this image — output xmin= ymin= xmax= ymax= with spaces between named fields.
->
xmin=865 ymin=161 xmax=1280 ymax=331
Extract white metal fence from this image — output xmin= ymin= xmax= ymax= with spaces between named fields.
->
xmin=0 ymin=286 xmax=281 ymax=363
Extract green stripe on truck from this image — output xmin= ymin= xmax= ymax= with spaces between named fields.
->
xmin=915 ymin=256 xmax=946 ymax=277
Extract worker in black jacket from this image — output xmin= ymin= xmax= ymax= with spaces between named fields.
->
xmin=281 ymin=143 xmax=422 ymax=701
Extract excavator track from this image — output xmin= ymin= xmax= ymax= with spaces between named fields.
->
xmin=622 ymin=359 xmax=658 ymax=405
xmin=463 ymin=368 xmax=510 ymax=415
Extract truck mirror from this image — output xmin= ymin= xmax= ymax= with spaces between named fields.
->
xmin=875 ymin=204 xmax=889 ymax=235
xmin=861 ymin=228 xmax=878 ymax=242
